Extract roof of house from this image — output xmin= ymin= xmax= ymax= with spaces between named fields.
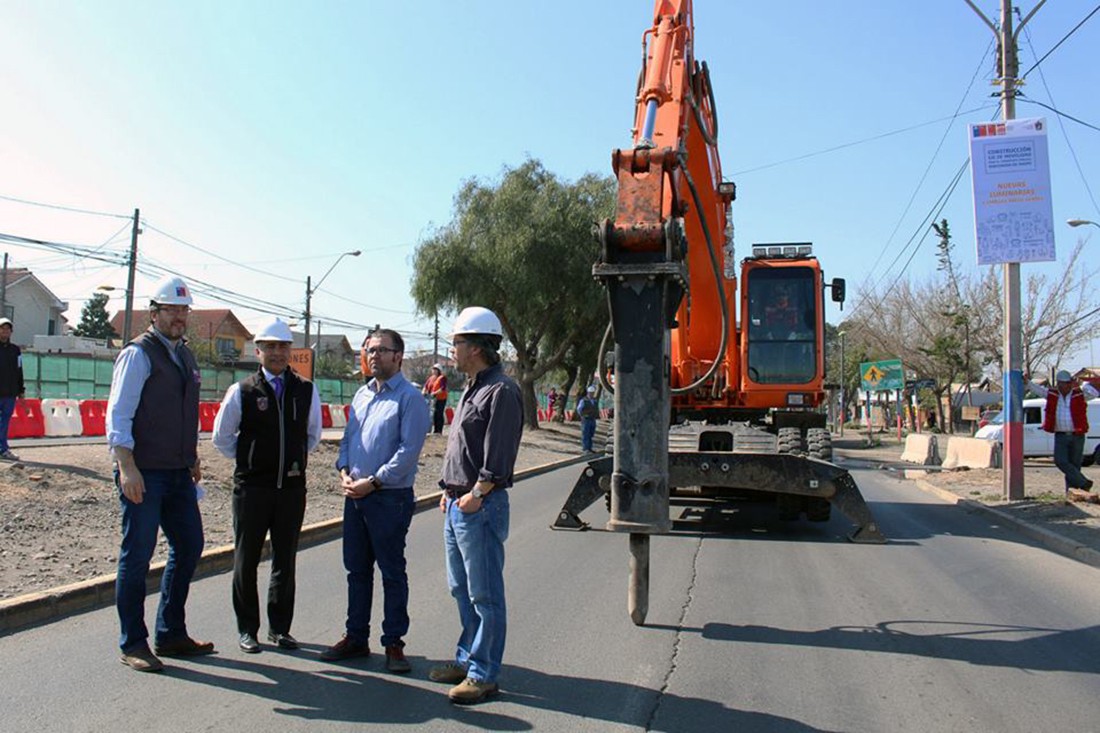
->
xmin=2 ymin=267 xmax=68 ymax=310
xmin=109 ymin=309 xmax=253 ymax=343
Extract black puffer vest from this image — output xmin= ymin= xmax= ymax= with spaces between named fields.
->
xmin=234 ymin=368 xmax=313 ymax=490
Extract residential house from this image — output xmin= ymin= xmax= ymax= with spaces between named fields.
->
xmin=0 ymin=267 xmax=68 ymax=346
xmin=110 ymin=308 xmax=253 ymax=362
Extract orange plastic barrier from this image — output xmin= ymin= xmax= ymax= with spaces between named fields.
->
xmin=343 ymin=404 xmax=351 ymax=420
xmin=321 ymin=404 xmax=333 ymax=429
xmin=79 ymin=400 xmax=108 ymax=436
xmin=198 ymin=402 xmax=221 ymax=433
xmin=8 ymin=398 xmax=45 ymax=439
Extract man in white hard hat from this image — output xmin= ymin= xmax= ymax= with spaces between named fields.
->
xmin=422 ymin=363 xmax=448 ymax=435
xmin=212 ymin=317 xmax=322 ymax=654
xmin=0 ymin=316 xmax=25 ymax=460
xmin=322 ymin=327 xmax=429 ymax=674
xmin=430 ymin=306 xmax=523 ymax=704
xmin=577 ymin=384 xmax=600 ymax=452
xmin=106 ymin=275 xmax=213 ymax=672
xmin=1027 ymin=370 xmax=1098 ymax=492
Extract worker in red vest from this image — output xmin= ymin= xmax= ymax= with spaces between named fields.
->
xmin=422 ymin=364 xmax=448 ymax=435
xmin=1027 ymin=370 xmax=1098 ymax=492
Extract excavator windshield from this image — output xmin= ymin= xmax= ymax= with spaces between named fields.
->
xmin=745 ymin=266 xmax=817 ymax=385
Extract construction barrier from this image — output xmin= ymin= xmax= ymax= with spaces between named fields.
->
xmin=941 ymin=436 xmax=1001 ymax=469
xmin=79 ymin=400 xmax=108 ymax=437
xmin=329 ymin=403 xmax=347 ymax=428
xmin=445 ymin=407 xmax=454 ymax=425
xmin=8 ymin=398 xmax=46 ymax=439
xmin=321 ymin=404 xmax=333 ymax=429
xmin=41 ymin=399 xmax=84 ymax=437
xmin=198 ymin=402 xmax=221 ymax=433
xmin=900 ymin=434 xmax=940 ymax=466
xmin=344 ymin=404 xmax=351 ymax=421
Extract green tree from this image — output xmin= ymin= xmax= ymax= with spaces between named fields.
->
xmin=411 ymin=159 xmax=616 ymax=428
xmin=73 ymin=292 xmax=118 ymax=340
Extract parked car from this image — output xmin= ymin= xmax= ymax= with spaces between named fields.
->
xmin=977 ymin=407 xmax=1001 ymax=430
xmin=975 ymin=398 xmax=1100 ymax=465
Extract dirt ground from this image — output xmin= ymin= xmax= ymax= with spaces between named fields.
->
xmin=0 ymin=421 xmax=598 ymax=601
xmin=832 ymin=432 xmax=1100 ymax=555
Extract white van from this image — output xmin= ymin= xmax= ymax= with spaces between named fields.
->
xmin=975 ymin=397 xmax=1100 ymax=465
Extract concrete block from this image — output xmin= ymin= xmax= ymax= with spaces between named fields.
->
xmin=900 ymin=434 xmax=940 ymax=465
xmin=941 ymin=436 xmax=1001 ymax=469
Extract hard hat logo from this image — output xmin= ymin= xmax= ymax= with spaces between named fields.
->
xmin=150 ymin=275 xmax=194 ymax=306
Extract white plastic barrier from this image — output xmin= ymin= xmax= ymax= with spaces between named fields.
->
xmin=941 ymin=436 xmax=1001 ymax=469
xmin=329 ymin=403 xmax=347 ymax=428
xmin=41 ymin=398 xmax=84 ymax=437
xmin=900 ymin=434 xmax=940 ymax=466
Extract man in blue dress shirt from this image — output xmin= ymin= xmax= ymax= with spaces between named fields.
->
xmin=321 ymin=328 xmax=430 ymax=673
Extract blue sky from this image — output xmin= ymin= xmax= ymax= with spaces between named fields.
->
xmin=1 ymin=1 xmax=1097 ymax=364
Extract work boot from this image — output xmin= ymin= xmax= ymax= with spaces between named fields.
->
xmin=448 ymin=677 xmax=499 ymax=704
xmin=319 ymin=635 xmax=370 ymax=661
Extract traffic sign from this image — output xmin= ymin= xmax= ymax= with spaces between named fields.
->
xmin=860 ymin=359 xmax=903 ymax=392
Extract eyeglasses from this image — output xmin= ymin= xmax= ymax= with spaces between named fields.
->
xmin=365 ymin=346 xmax=398 ymax=355
xmin=156 ymin=305 xmax=191 ymax=315
xmin=451 ymin=339 xmax=468 ymax=347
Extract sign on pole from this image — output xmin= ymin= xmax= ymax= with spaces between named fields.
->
xmin=969 ymin=117 xmax=1056 ymax=265
xmin=860 ymin=359 xmax=903 ymax=392
xmin=290 ymin=348 xmax=314 ymax=381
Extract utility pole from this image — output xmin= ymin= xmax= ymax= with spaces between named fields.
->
xmin=0 ymin=252 xmax=8 ymax=318
xmin=303 ymin=276 xmax=312 ymax=349
xmin=433 ymin=312 xmax=439 ymax=360
xmin=965 ymin=0 xmax=1045 ymax=500
xmin=123 ymin=209 xmax=140 ymax=343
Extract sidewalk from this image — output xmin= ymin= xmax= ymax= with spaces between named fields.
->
xmin=832 ymin=430 xmax=1100 ymax=569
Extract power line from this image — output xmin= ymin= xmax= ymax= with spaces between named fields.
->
xmin=1019 ymin=4 xmax=1100 ymax=82
xmin=0 ymin=193 xmax=133 ymax=220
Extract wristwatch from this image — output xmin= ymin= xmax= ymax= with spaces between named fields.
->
xmin=471 ymin=486 xmax=485 ymax=499
xmin=367 ymin=475 xmax=382 ymax=491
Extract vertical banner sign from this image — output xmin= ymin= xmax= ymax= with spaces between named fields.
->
xmin=969 ymin=117 xmax=1056 ymax=265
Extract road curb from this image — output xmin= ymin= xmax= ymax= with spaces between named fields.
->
xmin=0 ymin=452 xmax=593 ymax=636
xmin=913 ymin=479 xmax=1100 ymax=570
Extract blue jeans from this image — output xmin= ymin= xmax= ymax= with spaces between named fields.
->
xmin=115 ymin=468 xmax=205 ymax=652
xmin=342 ymin=488 xmax=415 ymax=648
xmin=1053 ymin=432 xmax=1088 ymax=490
xmin=0 ymin=396 xmax=16 ymax=452
xmin=444 ymin=490 xmax=509 ymax=683
xmin=581 ymin=417 xmax=597 ymax=451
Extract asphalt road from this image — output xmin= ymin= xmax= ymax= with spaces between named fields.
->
xmin=2 ymin=464 xmax=1099 ymax=732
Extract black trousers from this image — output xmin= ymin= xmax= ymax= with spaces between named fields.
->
xmin=432 ymin=399 xmax=446 ymax=434
xmin=232 ymin=483 xmax=307 ymax=635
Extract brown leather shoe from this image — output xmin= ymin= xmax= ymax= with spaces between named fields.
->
xmin=119 ymin=645 xmax=164 ymax=672
xmin=429 ymin=662 xmax=468 ymax=683
xmin=385 ymin=645 xmax=412 ymax=674
xmin=154 ymin=636 xmax=215 ymax=657
xmin=448 ymin=677 xmax=499 ymax=704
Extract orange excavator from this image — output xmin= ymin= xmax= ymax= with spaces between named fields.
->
xmin=552 ymin=0 xmax=884 ymax=624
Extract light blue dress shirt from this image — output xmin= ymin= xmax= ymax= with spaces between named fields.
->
xmin=337 ymin=371 xmax=430 ymax=488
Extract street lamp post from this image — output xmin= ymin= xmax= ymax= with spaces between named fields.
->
xmin=304 ymin=250 xmax=361 ymax=348
xmin=838 ymin=330 xmax=846 ymax=438
xmin=1067 ymin=219 xmax=1100 ymax=230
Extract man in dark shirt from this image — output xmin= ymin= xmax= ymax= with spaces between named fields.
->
xmin=429 ymin=306 xmax=523 ymax=705
xmin=0 ymin=317 xmax=24 ymax=461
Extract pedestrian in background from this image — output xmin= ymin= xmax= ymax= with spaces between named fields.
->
xmin=212 ymin=317 xmax=322 ymax=654
xmin=577 ymin=385 xmax=600 ymax=453
xmin=422 ymin=363 xmax=448 ymax=435
xmin=1027 ymin=370 xmax=1098 ymax=493
xmin=431 ymin=306 xmax=523 ymax=705
xmin=322 ymin=328 xmax=430 ymax=674
xmin=106 ymin=275 xmax=213 ymax=673
xmin=0 ymin=316 xmax=25 ymax=461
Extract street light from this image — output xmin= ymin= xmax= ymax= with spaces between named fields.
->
xmin=304 ymin=250 xmax=361 ymax=348
xmin=1067 ymin=218 xmax=1100 ymax=230
xmin=838 ymin=330 xmax=846 ymax=438
xmin=97 ymin=284 xmax=132 ymax=343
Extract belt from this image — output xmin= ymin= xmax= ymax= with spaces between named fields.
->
xmin=443 ymin=485 xmax=507 ymax=498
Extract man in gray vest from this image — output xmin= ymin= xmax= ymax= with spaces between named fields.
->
xmin=107 ymin=275 xmax=213 ymax=673
xmin=212 ymin=317 xmax=322 ymax=654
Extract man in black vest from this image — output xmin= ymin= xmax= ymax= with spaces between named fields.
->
xmin=106 ymin=275 xmax=212 ymax=673
xmin=212 ymin=317 xmax=322 ymax=653
xmin=0 ymin=316 xmax=24 ymax=461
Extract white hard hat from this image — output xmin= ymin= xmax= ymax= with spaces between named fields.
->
xmin=150 ymin=275 xmax=193 ymax=306
xmin=1056 ymin=369 xmax=1072 ymax=382
xmin=587 ymin=385 xmax=597 ymax=394
xmin=253 ymin=317 xmax=294 ymax=343
xmin=432 ymin=363 xmax=443 ymax=370
xmin=451 ymin=306 xmax=502 ymax=337
xmin=0 ymin=318 xmax=11 ymax=328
